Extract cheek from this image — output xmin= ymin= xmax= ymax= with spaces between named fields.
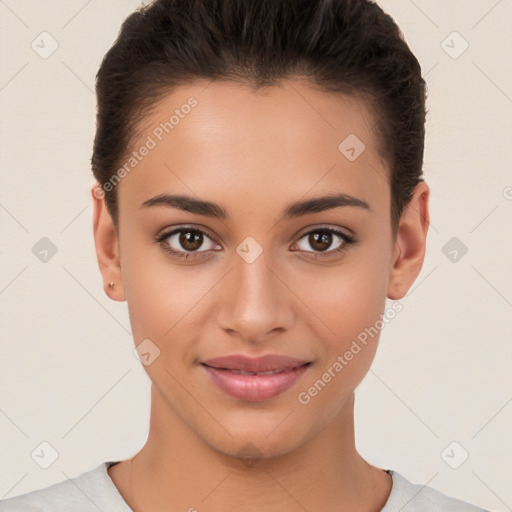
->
xmin=294 ymin=268 xmax=387 ymax=416
xmin=293 ymin=238 xmax=391 ymax=386
xmin=336 ymin=267 xmax=388 ymax=334
xmin=297 ymin=252 xmax=390 ymax=343
xmin=119 ymin=231 xmax=174 ymax=342
xmin=303 ymin=271 xmax=384 ymax=380
xmin=120 ymin=236 xmax=215 ymax=357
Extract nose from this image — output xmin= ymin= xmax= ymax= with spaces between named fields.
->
xmin=216 ymin=249 xmax=295 ymax=344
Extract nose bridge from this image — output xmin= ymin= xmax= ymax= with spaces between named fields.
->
xmin=217 ymin=243 xmax=293 ymax=342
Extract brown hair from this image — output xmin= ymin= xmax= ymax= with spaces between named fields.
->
xmin=91 ymin=0 xmax=426 ymax=236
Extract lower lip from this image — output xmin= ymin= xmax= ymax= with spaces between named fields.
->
xmin=201 ymin=363 xmax=310 ymax=401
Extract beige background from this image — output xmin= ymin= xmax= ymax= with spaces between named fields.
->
xmin=0 ymin=0 xmax=511 ymax=509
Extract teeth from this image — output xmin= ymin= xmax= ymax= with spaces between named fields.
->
xmin=227 ymin=368 xmax=287 ymax=375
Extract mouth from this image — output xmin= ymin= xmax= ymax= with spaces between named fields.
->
xmin=201 ymin=353 xmax=311 ymax=373
xmin=200 ymin=355 xmax=312 ymax=401
xmin=205 ymin=367 xmax=298 ymax=376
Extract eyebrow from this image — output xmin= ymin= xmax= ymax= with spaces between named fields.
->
xmin=141 ymin=193 xmax=370 ymax=220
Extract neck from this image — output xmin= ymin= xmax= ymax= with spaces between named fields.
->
xmin=112 ymin=387 xmax=392 ymax=512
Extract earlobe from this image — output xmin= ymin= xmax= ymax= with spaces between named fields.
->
xmin=90 ymin=182 xmax=126 ymax=302
xmin=387 ymin=181 xmax=430 ymax=300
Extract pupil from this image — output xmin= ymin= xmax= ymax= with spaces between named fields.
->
xmin=311 ymin=232 xmax=331 ymax=252
xmin=180 ymin=231 xmax=202 ymax=251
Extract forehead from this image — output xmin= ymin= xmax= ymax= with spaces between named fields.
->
xmin=118 ymin=79 xmax=388 ymax=215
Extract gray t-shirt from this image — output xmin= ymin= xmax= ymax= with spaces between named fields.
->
xmin=0 ymin=461 xmax=489 ymax=511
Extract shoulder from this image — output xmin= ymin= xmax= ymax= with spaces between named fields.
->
xmin=383 ymin=470 xmax=490 ymax=512
xmin=0 ymin=461 xmax=130 ymax=512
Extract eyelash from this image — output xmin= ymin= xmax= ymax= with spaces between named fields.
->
xmin=155 ymin=225 xmax=357 ymax=261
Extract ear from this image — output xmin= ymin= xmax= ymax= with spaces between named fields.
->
xmin=91 ymin=182 xmax=126 ymax=302
xmin=387 ymin=180 xmax=430 ymax=300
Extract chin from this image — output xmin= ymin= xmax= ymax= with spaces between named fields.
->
xmin=198 ymin=418 xmax=310 ymax=465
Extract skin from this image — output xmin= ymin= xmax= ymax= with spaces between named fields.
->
xmin=92 ymin=79 xmax=429 ymax=512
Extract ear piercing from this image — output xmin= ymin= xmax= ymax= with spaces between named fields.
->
xmin=108 ymin=282 xmax=115 ymax=290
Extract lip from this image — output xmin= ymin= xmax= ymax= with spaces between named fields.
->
xmin=201 ymin=354 xmax=311 ymax=401
xmin=201 ymin=354 xmax=310 ymax=373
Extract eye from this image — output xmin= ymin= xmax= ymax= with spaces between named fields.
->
xmin=156 ymin=226 xmax=220 ymax=259
xmin=155 ymin=225 xmax=357 ymax=261
xmin=292 ymin=227 xmax=357 ymax=258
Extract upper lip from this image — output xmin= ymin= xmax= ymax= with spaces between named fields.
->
xmin=201 ymin=354 xmax=311 ymax=373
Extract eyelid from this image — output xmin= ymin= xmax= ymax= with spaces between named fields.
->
xmin=295 ymin=223 xmax=355 ymax=240
xmin=155 ymin=223 xmax=218 ymax=241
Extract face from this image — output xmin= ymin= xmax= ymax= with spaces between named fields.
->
xmin=93 ymin=79 xmax=429 ymax=460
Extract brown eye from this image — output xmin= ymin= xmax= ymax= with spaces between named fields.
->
xmin=293 ymin=227 xmax=357 ymax=258
xmin=308 ymin=232 xmax=333 ymax=252
xmin=178 ymin=230 xmax=204 ymax=251
xmin=157 ymin=227 xmax=220 ymax=258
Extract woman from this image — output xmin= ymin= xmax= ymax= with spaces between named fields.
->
xmin=0 ymin=0 xmax=489 ymax=510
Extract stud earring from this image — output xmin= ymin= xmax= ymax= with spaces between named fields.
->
xmin=108 ymin=282 xmax=115 ymax=290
